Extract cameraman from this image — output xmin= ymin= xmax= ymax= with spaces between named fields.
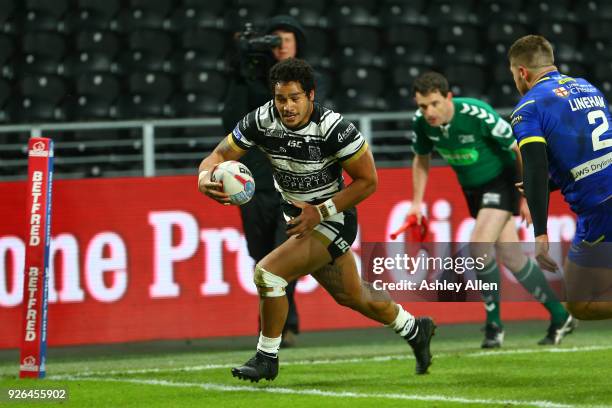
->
xmin=222 ymin=15 xmax=328 ymax=347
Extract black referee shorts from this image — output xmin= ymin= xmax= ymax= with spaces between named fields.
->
xmin=462 ymin=167 xmax=520 ymax=218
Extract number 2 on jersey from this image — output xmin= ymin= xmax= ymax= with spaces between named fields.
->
xmin=587 ymin=109 xmax=612 ymax=151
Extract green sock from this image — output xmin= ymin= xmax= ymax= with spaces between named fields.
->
xmin=477 ymin=261 xmax=502 ymax=327
xmin=515 ymin=259 xmax=568 ymax=325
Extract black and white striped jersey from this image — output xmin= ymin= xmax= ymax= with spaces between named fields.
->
xmin=229 ymin=101 xmax=368 ymax=204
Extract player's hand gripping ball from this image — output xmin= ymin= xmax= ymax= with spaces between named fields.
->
xmin=211 ymin=161 xmax=255 ymax=205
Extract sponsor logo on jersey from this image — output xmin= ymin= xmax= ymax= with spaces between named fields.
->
xmin=264 ymin=129 xmax=286 ymax=138
xmin=437 ymin=148 xmax=479 ymax=166
xmin=571 ymin=151 xmax=612 ymax=181
xmin=309 ymin=146 xmax=322 ymax=160
xmin=233 ymin=125 xmax=244 ymax=141
xmin=275 ymin=168 xmax=334 ymax=190
xmin=458 ymin=134 xmax=475 ymax=144
xmin=511 ymin=115 xmax=522 ymax=127
xmin=338 ymin=123 xmax=356 ymax=142
xmin=553 ymin=87 xmax=569 ymax=98
xmin=566 ymin=82 xmax=597 ymax=94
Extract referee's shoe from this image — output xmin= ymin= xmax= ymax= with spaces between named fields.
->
xmin=538 ymin=314 xmax=578 ymax=345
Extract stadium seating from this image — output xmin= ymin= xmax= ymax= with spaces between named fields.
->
xmin=386 ymin=23 xmax=431 ymax=66
xmin=578 ymin=0 xmax=612 ymax=20
xmin=0 ymin=34 xmax=14 ymax=66
xmin=118 ymin=0 xmax=173 ymax=31
xmin=279 ymin=3 xmax=328 ymax=28
xmin=0 ymin=0 xmax=609 ymax=124
xmin=379 ymin=0 xmax=426 ymax=25
xmin=446 ymin=64 xmax=488 ymax=97
xmin=425 ymin=0 xmax=478 ymax=24
xmin=73 ymin=73 xmax=120 ymax=119
xmin=487 ymin=23 xmax=530 ymax=45
xmin=68 ymin=0 xmax=121 ymax=31
xmin=525 ymin=0 xmax=576 ymax=22
xmin=170 ymin=2 xmax=225 ymax=31
xmin=23 ymin=0 xmax=70 ymax=32
xmin=0 ymin=0 xmax=17 ymax=23
xmin=177 ymin=28 xmax=227 ymax=71
xmin=0 ymin=78 xmax=9 ymax=123
xmin=1 ymin=0 xmax=612 ymax=177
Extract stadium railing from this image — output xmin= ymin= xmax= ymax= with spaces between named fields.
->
xmin=0 ymin=109 xmax=513 ymax=181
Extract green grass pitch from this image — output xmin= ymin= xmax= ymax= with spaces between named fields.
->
xmin=1 ymin=320 xmax=611 ymax=407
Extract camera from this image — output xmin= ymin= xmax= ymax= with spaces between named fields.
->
xmin=236 ymin=23 xmax=281 ymax=79
xmin=238 ymin=22 xmax=281 ymax=53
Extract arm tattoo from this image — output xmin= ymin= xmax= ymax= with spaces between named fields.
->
xmin=217 ymin=136 xmax=235 ymax=156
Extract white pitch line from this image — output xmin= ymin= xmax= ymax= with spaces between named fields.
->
xmin=48 ymin=344 xmax=612 ymax=380
xmin=466 ymin=345 xmax=612 ymax=357
xmin=49 ymin=355 xmax=412 ymax=379
xmin=58 ymin=376 xmax=579 ymax=408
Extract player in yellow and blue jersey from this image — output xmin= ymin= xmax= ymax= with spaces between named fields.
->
xmin=508 ymin=35 xmax=612 ymax=320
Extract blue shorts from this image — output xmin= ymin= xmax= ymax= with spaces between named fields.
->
xmin=568 ymin=198 xmax=612 ymax=267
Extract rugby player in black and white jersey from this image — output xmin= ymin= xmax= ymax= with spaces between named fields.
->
xmin=198 ymin=58 xmax=436 ymax=382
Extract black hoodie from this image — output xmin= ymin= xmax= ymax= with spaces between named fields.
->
xmin=264 ymin=15 xmax=307 ymax=58
xmin=221 ymin=15 xmax=326 ymax=192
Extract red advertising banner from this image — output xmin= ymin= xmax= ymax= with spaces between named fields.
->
xmin=19 ymin=138 xmax=53 ymax=378
xmin=0 ymin=168 xmax=574 ymax=349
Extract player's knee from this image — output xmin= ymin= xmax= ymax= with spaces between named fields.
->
xmin=499 ymin=252 xmax=525 ymax=272
xmin=469 ymin=242 xmax=493 ymax=260
xmin=470 ymin=226 xmax=490 ymax=244
xmin=253 ymin=264 xmax=288 ymax=298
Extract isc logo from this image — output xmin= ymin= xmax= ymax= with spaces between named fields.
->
xmin=334 ymin=236 xmax=350 ymax=253
xmin=287 ymin=140 xmax=302 ymax=148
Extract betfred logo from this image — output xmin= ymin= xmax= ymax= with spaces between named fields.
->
xmin=29 ymin=140 xmax=49 ymax=157
xmin=29 ymin=171 xmax=44 ymax=246
xmin=553 ymin=87 xmax=569 ymax=98
xmin=20 ymin=355 xmax=38 ymax=371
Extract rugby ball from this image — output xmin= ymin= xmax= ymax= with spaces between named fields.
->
xmin=211 ymin=161 xmax=255 ymax=205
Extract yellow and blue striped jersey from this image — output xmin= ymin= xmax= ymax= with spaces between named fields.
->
xmin=511 ymin=71 xmax=612 ymax=213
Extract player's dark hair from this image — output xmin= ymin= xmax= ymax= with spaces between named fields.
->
xmin=269 ymin=58 xmax=315 ymax=95
xmin=412 ymin=72 xmax=450 ymax=97
xmin=508 ymin=35 xmax=555 ymax=69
